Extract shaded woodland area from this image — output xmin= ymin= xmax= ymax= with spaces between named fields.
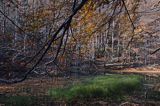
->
xmin=0 ymin=0 xmax=160 ymax=105
xmin=0 ymin=0 xmax=159 ymax=82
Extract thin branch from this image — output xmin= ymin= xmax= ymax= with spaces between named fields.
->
xmin=0 ymin=0 xmax=88 ymax=84
xmin=151 ymin=47 xmax=160 ymax=55
xmin=121 ymin=0 xmax=136 ymax=49
xmin=0 ymin=9 xmax=26 ymax=34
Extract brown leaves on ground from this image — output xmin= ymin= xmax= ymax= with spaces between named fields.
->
xmin=0 ymin=77 xmax=76 ymax=96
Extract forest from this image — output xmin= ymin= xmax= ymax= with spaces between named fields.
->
xmin=0 ymin=0 xmax=160 ymax=105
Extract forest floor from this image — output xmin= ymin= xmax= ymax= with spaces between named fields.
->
xmin=0 ymin=66 xmax=160 ymax=106
xmin=112 ymin=65 xmax=160 ymax=76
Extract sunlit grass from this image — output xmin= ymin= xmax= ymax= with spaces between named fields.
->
xmin=48 ymin=75 xmax=143 ymax=102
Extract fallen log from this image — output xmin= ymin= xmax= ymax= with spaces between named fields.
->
xmin=105 ymin=63 xmax=144 ymax=69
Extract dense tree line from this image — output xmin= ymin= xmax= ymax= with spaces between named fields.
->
xmin=0 ymin=0 xmax=160 ymax=83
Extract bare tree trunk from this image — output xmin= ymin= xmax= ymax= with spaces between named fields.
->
xmin=2 ymin=1 xmax=6 ymax=46
xmin=144 ymin=40 xmax=148 ymax=65
xmin=117 ymin=35 xmax=120 ymax=62
xmin=111 ymin=20 xmax=115 ymax=62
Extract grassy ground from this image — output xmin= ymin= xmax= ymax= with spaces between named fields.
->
xmin=0 ymin=73 xmax=159 ymax=106
xmin=48 ymin=75 xmax=143 ymax=102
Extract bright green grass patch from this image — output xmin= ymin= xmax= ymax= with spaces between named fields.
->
xmin=48 ymin=75 xmax=143 ymax=102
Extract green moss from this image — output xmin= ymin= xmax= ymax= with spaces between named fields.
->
xmin=48 ymin=75 xmax=143 ymax=102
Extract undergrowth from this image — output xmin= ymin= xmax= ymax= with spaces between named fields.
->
xmin=48 ymin=75 xmax=143 ymax=102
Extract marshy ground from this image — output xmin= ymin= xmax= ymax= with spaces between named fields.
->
xmin=0 ymin=67 xmax=160 ymax=106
